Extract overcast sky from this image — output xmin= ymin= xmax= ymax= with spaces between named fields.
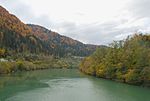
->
xmin=1 ymin=0 xmax=150 ymax=45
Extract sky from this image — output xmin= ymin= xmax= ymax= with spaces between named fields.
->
xmin=0 ymin=0 xmax=150 ymax=45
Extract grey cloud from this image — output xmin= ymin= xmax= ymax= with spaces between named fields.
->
xmin=59 ymin=17 xmax=149 ymax=45
xmin=55 ymin=21 xmax=121 ymax=45
xmin=1 ymin=0 xmax=150 ymax=45
xmin=128 ymin=0 xmax=150 ymax=18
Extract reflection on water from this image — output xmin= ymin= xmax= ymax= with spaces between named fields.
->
xmin=0 ymin=69 xmax=150 ymax=101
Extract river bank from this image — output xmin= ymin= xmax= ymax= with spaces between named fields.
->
xmin=0 ymin=55 xmax=82 ymax=74
xmin=80 ymin=34 xmax=150 ymax=88
xmin=80 ymin=69 xmax=150 ymax=88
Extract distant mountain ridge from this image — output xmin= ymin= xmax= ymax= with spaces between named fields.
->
xmin=27 ymin=24 xmax=80 ymax=45
xmin=0 ymin=6 xmax=103 ymax=57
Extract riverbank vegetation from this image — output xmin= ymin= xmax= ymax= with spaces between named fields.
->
xmin=0 ymin=53 xmax=82 ymax=74
xmin=80 ymin=34 xmax=150 ymax=87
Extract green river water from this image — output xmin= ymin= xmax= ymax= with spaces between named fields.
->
xmin=0 ymin=69 xmax=149 ymax=101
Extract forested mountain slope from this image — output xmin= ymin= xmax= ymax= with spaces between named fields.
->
xmin=27 ymin=24 xmax=100 ymax=56
xmin=0 ymin=6 xmax=101 ymax=57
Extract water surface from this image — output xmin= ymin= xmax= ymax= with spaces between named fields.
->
xmin=0 ymin=69 xmax=149 ymax=101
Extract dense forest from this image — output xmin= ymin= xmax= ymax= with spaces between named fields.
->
xmin=27 ymin=24 xmax=101 ymax=57
xmin=80 ymin=34 xmax=150 ymax=87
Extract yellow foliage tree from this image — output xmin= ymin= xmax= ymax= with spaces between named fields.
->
xmin=0 ymin=48 xmax=5 ymax=57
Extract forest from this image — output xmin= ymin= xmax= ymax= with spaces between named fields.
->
xmin=80 ymin=34 xmax=150 ymax=87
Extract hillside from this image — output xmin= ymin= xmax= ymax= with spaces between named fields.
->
xmin=27 ymin=24 xmax=100 ymax=56
xmin=0 ymin=6 xmax=100 ymax=57
xmin=0 ymin=6 xmax=47 ymax=54
xmin=0 ymin=6 xmax=32 ymax=36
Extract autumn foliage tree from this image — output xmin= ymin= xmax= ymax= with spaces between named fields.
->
xmin=0 ymin=48 xmax=5 ymax=58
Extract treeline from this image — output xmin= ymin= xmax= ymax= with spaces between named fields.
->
xmin=80 ymin=34 xmax=150 ymax=87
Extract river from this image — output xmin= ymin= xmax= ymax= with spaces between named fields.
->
xmin=0 ymin=69 xmax=149 ymax=101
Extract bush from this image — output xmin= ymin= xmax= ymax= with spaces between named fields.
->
xmin=16 ymin=61 xmax=26 ymax=71
xmin=0 ymin=62 xmax=15 ymax=74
